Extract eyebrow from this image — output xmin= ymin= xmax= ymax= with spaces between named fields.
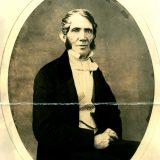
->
xmin=71 ymin=27 xmax=93 ymax=31
xmin=71 ymin=27 xmax=80 ymax=31
xmin=84 ymin=28 xmax=93 ymax=31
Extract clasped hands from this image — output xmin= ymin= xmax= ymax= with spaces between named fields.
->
xmin=94 ymin=128 xmax=118 ymax=149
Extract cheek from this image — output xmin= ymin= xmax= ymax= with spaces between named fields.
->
xmin=88 ymin=36 xmax=94 ymax=43
xmin=69 ymin=38 xmax=76 ymax=44
xmin=67 ymin=34 xmax=77 ymax=43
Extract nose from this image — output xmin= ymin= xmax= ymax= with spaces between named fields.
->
xmin=79 ymin=30 xmax=87 ymax=41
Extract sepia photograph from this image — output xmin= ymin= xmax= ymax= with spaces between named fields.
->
xmin=0 ymin=0 xmax=160 ymax=160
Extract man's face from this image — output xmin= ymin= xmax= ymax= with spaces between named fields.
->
xmin=66 ymin=14 xmax=95 ymax=58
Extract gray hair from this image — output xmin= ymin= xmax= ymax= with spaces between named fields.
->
xmin=61 ymin=9 xmax=98 ymax=36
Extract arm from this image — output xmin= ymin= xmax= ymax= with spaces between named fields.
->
xmin=94 ymin=69 xmax=122 ymax=139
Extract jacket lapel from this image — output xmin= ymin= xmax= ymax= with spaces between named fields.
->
xmin=56 ymin=50 xmax=107 ymax=104
xmin=57 ymin=50 xmax=78 ymax=103
xmin=93 ymin=69 xmax=107 ymax=103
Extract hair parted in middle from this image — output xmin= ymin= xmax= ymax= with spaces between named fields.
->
xmin=61 ymin=9 xmax=98 ymax=36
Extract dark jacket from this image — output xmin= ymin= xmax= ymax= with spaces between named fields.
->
xmin=32 ymin=50 xmax=122 ymax=160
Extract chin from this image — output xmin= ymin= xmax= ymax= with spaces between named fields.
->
xmin=79 ymin=52 xmax=89 ymax=56
xmin=79 ymin=49 xmax=90 ymax=55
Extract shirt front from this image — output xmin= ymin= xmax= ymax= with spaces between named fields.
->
xmin=68 ymin=50 xmax=98 ymax=132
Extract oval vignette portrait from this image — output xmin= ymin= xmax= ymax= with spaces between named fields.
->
xmin=8 ymin=0 xmax=154 ymax=159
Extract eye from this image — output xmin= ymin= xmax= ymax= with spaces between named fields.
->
xmin=71 ymin=28 xmax=80 ymax=32
xmin=85 ymin=28 xmax=93 ymax=34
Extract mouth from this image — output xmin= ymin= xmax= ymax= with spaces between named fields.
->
xmin=77 ymin=45 xmax=88 ymax=49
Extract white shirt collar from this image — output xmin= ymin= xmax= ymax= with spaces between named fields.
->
xmin=68 ymin=49 xmax=94 ymax=60
xmin=68 ymin=49 xmax=98 ymax=71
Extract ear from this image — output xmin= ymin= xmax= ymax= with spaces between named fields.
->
xmin=59 ymin=32 xmax=66 ymax=43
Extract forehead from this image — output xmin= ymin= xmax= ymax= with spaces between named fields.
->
xmin=69 ymin=14 xmax=93 ymax=29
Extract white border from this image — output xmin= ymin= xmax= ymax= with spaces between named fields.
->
xmin=0 ymin=0 xmax=160 ymax=159
xmin=118 ymin=1 xmax=160 ymax=159
xmin=0 ymin=0 xmax=44 ymax=159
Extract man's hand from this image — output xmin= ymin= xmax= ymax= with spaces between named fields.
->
xmin=94 ymin=128 xmax=118 ymax=149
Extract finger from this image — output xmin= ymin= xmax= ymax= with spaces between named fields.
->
xmin=109 ymin=137 xmax=114 ymax=142
xmin=108 ymin=130 xmax=119 ymax=139
xmin=95 ymin=140 xmax=109 ymax=149
xmin=109 ymin=132 xmax=118 ymax=139
xmin=105 ymin=128 xmax=112 ymax=134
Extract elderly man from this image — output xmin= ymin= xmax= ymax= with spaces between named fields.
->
xmin=32 ymin=9 xmax=138 ymax=160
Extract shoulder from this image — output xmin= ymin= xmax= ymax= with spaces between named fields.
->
xmin=38 ymin=56 xmax=61 ymax=74
xmin=41 ymin=58 xmax=59 ymax=72
xmin=34 ymin=57 xmax=60 ymax=82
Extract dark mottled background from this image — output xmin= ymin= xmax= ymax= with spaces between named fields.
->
xmin=8 ymin=0 xmax=154 ymax=159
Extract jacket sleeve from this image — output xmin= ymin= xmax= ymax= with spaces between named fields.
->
xmin=32 ymin=67 xmax=94 ymax=150
xmin=94 ymin=69 xmax=122 ymax=139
